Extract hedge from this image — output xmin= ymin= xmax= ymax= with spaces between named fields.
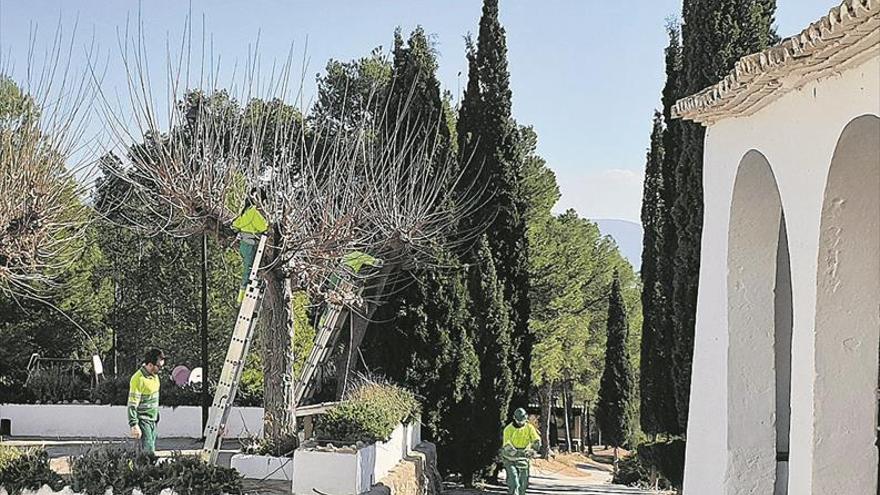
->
xmin=0 ymin=445 xmax=63 ymax=495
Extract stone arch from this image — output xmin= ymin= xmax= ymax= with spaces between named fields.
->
xmin=727 ymin=150 xmax=792 ymax=494
xmin=813 ymin=114 xmax=880 ymax=494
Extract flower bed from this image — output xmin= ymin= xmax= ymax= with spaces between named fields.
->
xmin=0 ymin=404 xmax=263 ymax=438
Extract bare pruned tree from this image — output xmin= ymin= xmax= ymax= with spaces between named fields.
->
xmin=95 ymin=22 xmax=483 ymax=440
xmin=0 ymin=24 xmax=96 ymax=300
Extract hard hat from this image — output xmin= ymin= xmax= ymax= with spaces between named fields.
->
xmin=514 ymin=408 xmax=527 ymax=423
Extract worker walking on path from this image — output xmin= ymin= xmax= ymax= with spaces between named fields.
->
xmin=231 ymin=192 xmax=269 ymax=303
xmin=501 ymin=407 xmax=541 ymax=495
xmin=128 ymin=349 xmax=165 ymax=454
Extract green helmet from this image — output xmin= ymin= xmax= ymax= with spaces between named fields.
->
xmin=513 ymin=407 xmax=527 ymax=424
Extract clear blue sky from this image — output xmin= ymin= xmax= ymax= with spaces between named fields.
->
xmin=1 ymin=0 xmax=834 ymax=223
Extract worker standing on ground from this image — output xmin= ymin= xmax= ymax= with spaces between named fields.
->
xmin=231 ymin=191 xmax=269 ymax=303
xmin=501 ymin=407 xmax=541 ymax=495
xmin=128 ymin=349 xmax=165 ymax=454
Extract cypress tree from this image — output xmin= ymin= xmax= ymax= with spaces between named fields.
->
xmin=458 ymin=0 xmax=532 ymax=410
xmin=639 ymin=111 xmax=665 ymax=437
xmin=671 ymin=0 xmax=777 ymax=429
xmin=462 ymin=235 xmax=514 ymax=484
xmin=597 ymin=272 xmax=636 ymax=464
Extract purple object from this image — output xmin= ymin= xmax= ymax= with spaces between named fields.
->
xmin=171 ymin=365 xmax=191 ymax=386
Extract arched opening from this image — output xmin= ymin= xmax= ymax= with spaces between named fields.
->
xmin=727 ymin=150 xmax=792 ymax=494
xmin=813 ymin=114 xmax=880 ymax=494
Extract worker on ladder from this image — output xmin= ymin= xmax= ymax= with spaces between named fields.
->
xmin=232 ymin=189 xmax=269 ymax=304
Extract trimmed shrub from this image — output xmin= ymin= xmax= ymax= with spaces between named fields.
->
xmin=316 ymin=382 xmax=420 ymax=444
xmin=25 ymin=367 xmax=90 ymax=404
xmin=0 ymin=445 xmax=63 ymax=495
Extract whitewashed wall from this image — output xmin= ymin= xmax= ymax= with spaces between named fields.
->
xmin=684 ymin=54 xmax=880 ymax=495
xmin=0 ymin=404 xmax=263 ymax=438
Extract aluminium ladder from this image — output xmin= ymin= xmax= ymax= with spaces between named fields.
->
xmin=201 ymin=235 xmax=268 ymax=464
xmin=292 ymin=253 xmax=382 ymax=406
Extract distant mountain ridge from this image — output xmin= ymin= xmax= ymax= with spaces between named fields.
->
xmin=592 ymin=219 xmax=643 ymax=271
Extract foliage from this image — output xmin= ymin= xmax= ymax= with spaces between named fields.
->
xmin=0 ymin=223 xmax=113 ymax=404
xmin=0 ymin=446 xmax=63 ymax=495
xmin=25 ymin=366 xmax=91 ymax=403
xmin=241 ymin=431 xmax=299 ymax=457
xmin=614 ymin=438 xmax=685 ymax=490
xmin=145 ymin=454 xmax=243 ymax=495
xmin=461 ymin=235 xmax=514 ymax=483
xmin=457 ymin=0 xmax=532 ymax=410
xmin=668 ymin=0 xmax=777 ymax=430
xmin=89 ymin=375 xmax=261 ymax=407
xmin=69 ymin=445 xmax=242 ymax=495
xmin=70 ymin=445 xmax=159 ymax=495
xmin=596 ymin=273 xmax=636 ymax=448
xmin=316 ymin=381 xmax=420 ymax=444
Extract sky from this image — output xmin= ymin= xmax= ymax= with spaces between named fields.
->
xmin=1 ymin=0 xmax=835 ymax=224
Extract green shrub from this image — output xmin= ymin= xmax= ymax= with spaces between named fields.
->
xmin=70 ymin=445 xmax=242 ymax=495
xmin=147 ymin=454 xmax=243 ymax=494
xmin=0 ymin=445 xmax=63 ymax=495
xmin=316 ymin=381 xmax=420 ymax=444
xmin=613 ymin=438 xmax=685 ymax=490
xmin=70 ymin=445 xmax=160 ymax=495
xmin=25 ymin=367 xmax=90 ymax=403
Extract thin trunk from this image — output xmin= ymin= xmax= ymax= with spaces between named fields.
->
xmin=562 ymin=381 xmax=572 ymax=452
xmin=613 ymin=445 xmax=619 ymax=474
xmin=201 ymin=233 xmax=209 ymax=434
xmin=262 ymin=271 xmax=296 ymax=441
xmin=539 ymin=381 xmax=553 ymax=459
xmin=586 ymin=401 xmax=594 ymax=455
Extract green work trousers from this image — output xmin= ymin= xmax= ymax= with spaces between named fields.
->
xmin=138 ymin=419 xmax=157 ymax=454
xmin=504 ymin=461 xmax=530 ymax=495
xmin=238 ymin=237 xmax=257 ymax=303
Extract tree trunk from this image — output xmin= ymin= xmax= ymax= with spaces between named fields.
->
xmin=613 ymin=445 xmax=619 ymax=474
xmin=334 ymin=311 xmax=370 ymax=400
xmin=334 ymin=268 xmax=393 ymax=399
xmin=262 ymin=271 xmax=297 ymax=441
xmin=585 ymin=401 xmax=594 ymax=456
xmin=562 ymin=382 xmax=571 ymax=452
xmin=539 ymin=381 xmax=553 ymax=459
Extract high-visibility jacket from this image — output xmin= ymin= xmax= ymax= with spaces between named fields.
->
xmin=128 ymin=366 xmax=160 ymax=426
xmin=502 ymin=422 xmax=540 ymax=450
xmin=232 ymin=205 xmax=268 ymax=237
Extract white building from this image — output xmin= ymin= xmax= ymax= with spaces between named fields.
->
xmin=672 ymin=1 xmax=879 ymax=494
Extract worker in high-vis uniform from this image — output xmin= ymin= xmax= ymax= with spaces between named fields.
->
xmin=501 ymin=407 xmax=541 ymax=495
xmin=128 ymin=349 xmax=165 ymax=453
xmin=231 ymin=193 xmax=269 ymax=303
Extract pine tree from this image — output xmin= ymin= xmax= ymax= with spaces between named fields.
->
xmin=597 ymin=272 xmax=635 ymax=467
xmin=639 ymin=112 xmax=665 ymax=437
xmin=671 ymin=0 xmax=777 ymax=429
xmin=458 ymin=0 xmax=532 ymax=410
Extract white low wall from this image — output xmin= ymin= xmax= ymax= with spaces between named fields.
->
xmin=0 ymin=404 xmax=263 ymax=438
xmin=230 ymin=454 xmax=294 ymax=481
xmin=292 ymin=421 xmax=421 ymax=495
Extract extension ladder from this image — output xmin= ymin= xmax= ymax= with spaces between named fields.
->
xmin=201 ymin=234 xmax=268 ymax=464
xmin=292 ymin=253 xmax=382 ymax=406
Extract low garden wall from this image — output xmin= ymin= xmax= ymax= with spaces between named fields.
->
xmin=291 ymin=421 xmax=421 ymax=495
xmin=0 ymin=404 xmax=263 ymax=438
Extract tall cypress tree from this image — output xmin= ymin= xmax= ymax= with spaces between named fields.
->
xmin=639 ymin=111 xmax=665 ymax=437
xmin=597 ymin=272 xmax=636 ymax=460
xmin=458 ymin=0 xmax=532 ymax=411
xmin=671 ymin=0 xmax=776 ymax=429
xmin=462 ymin=235 xmax=514 ymax=484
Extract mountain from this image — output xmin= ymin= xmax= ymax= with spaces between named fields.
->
xmin=592 ymin=219 xmax=643 ymax=271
